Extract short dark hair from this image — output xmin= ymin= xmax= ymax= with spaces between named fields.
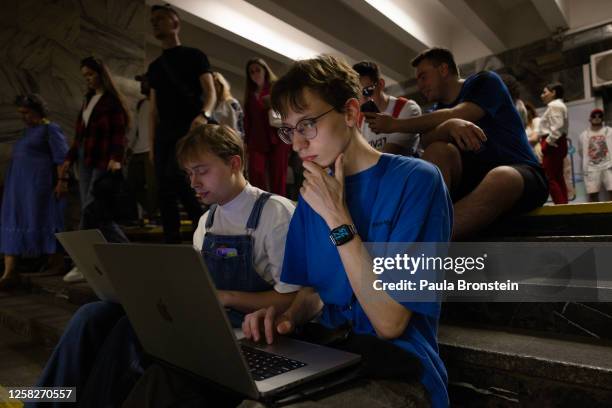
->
xmin=500 ymin=74 xmax=521 ymax=101
xmin=352 ymin=61 xmax=380 ymax=83
xmin=151 ymin=4 xmax=179 ymax=19
xmin=15 ymin=93 xmax=48 ymax=117
xmin=411 ymin=47 xmax=459 ymax=77
xmin=271 ymin=55 xmax=360 ymax=118
xmin=545 ymin=82 xmax=564 ymax=100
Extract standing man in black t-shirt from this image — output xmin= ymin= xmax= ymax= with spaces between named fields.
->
xmin=146 ymin=4 xmax=216 ymax=243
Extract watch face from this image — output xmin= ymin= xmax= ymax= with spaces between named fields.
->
xmin=330 ymin=225 xmax=355 ymax=246
xmin=332 ymin=226 xmax=351 ymax=241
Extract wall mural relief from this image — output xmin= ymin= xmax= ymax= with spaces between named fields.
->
xmin=0 ymin=0 xmax=146 ymax=180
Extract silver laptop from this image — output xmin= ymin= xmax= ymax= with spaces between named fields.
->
xmin=55 ymin=230 xmax=119 ymax=303
xmin=93 ymin=243 xmax=360 ymax=399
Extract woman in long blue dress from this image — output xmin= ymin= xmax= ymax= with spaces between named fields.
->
xmin=0 ymin=94 xmax=68 ymax=290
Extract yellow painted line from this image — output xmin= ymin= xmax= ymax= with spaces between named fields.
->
xmin=526 ymin=202 xmax=612 ymax=216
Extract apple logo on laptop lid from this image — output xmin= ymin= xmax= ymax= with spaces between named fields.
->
xmin=157 ymin=299 xmax=174 ymax=323
xmin=94 ymin=265 xmax=104 ymax=276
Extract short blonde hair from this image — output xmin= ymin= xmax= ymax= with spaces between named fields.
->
xmin=176 ymin=124 xmax=244 ymax=169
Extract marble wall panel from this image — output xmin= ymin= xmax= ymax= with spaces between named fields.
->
xmin=0 ymin=0 xmax=146 ymax=179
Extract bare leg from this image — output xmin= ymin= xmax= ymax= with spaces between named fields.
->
xmin=0 ymin=255 xmax=19 ymax=290
xmin=1 ymin=255 xmax=17 ymax=279
xmin=452 ymin=166 xmax=524 ymax=240
xmin=421 ymin=142 xmax=462 ymax=192
xmin=422 ymin=144 xmax=525 ymax=240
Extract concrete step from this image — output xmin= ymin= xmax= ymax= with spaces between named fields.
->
xmin=479 ymin=202 xmax=612 ymax=238
xmin=479 ymin=234 xmax=612 ymax=242
xmin=439 ymin=324 xmax=612 ymax=406
xmin=122 ymin=220 xmax=194 ymax=243
xmin=0 ymin=290 xmax=77 ymax=348
xmin=0 ymin=323 xmax=51 ymax=389
xmin=24 ymin=274 xmax=97 ymax=307
xmin=441 ymin=302 xmax=612 ymax=341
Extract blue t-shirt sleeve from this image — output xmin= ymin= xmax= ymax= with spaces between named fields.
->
xmin=47 ymin=123 xmax=69 ymax=165
xmin=389 ymin=160 xmax=453 ymax=318
xmin=389 ymin=161 xmax=453 ymax=243
xmin=280 ymin=196 xmax=310 ymax=286
xmin=462 ymin=71 xmax=507 ymax=118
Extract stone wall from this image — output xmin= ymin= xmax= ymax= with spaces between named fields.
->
xmin=0 ymin=0 xmax=147 ymax=179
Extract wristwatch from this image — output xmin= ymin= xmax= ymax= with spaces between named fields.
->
xmin=329 ymin=224 xmax=357 ymax=246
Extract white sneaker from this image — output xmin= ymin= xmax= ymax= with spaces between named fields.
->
xmin=63 ymin=266 xmax=85 ymax=283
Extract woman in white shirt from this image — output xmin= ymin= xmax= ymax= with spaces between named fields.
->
xmin=212 ymin=72 xmax=244 ymax=139
xmin=539 ymin=82 xmax=568 ymax=204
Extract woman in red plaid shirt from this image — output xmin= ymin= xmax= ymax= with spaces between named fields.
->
xmin=59 ymin=57 xmax=131 ymax=281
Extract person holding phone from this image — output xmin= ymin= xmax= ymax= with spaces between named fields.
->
xmin=364 ymin=48 xmax=548 ymax=240
xmin=353 ymin=61 xmax=422 ymax=156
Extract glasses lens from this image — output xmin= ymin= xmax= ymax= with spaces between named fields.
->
xmin=277 ymin=128 xmax=292 ymax=144
xmin=300 ymin=121 xmax=318 ymax=140
xmin=592 ymin=114 xmax=603 ymax=119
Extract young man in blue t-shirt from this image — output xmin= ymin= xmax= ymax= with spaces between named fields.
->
xmin=243 ymin=55 xmax=453 ymax=407
xmin=365 ymin=47 xmax=548 ymax=240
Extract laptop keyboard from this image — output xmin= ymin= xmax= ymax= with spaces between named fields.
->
xmin=241 ymin=345 xmax=307 ymax=381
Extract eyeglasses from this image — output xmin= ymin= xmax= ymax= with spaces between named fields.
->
xmin=591 ymin=114 xmax=604 ymax=119
xmin=277 ymin=108 xmax=335 ymax=144
xmin=362 ymin=85 xmax=376 ymax=97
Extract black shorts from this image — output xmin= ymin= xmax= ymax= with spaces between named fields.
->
xmin=453 ymin=154 xmax=549 ymax=215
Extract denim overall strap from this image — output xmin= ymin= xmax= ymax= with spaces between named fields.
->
xmin=201 ymin=194 xmax=275 ymax=327
xmin=245 ymin=193 xmax=272 ymax=234
xmin=205 ymin=204 xmax=218 ymax=229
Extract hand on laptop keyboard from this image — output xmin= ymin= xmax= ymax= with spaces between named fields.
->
xmin=242 ymin=306 xmax=295 ymax=345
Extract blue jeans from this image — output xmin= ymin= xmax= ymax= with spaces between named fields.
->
xmin=31 ymin=301 xmax=142 ymax=407
xmin=78 ymin=159 xmax=128 ymax=243
xmin=77 ymin=163 xmax=104 ymax=215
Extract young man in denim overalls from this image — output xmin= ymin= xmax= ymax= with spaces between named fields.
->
xmin=31 ymin=125 xmax=299 ymax=407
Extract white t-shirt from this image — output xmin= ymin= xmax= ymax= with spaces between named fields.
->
xmin=82 ymin=93 xmax=103 ymax=127
xmin=193 ymin=184 xmax=300 ymax=293
xmin=126 ymin=99 xmax=150 ymax=154
xmin=360 ymin=96 xmax=421 ymax=154
xmin=213 ymin=98 xmax=245 ymax=139
xmin=579 ymin=126 xmax=612 ymax=172
xmin=539 ymin=98 xmax=568 ymax=146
